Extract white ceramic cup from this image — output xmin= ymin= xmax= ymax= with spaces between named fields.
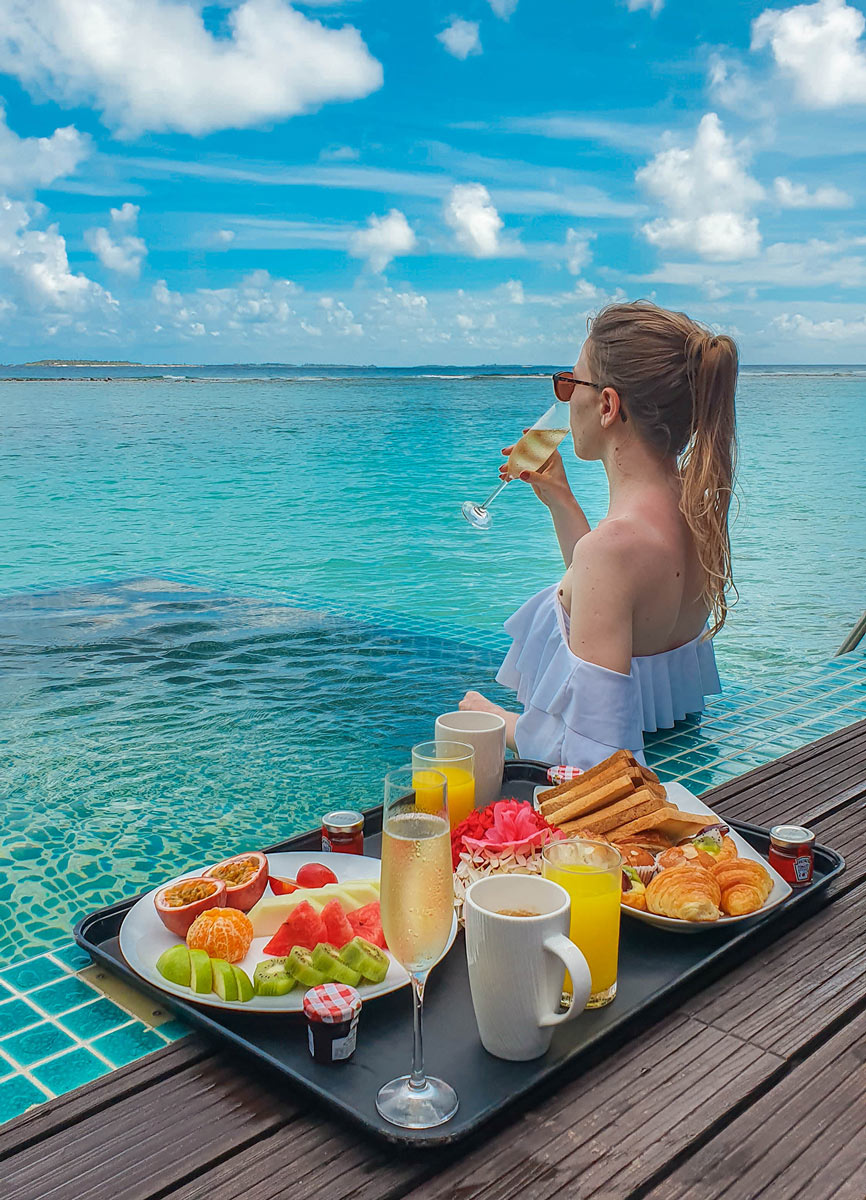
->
xmin=435 ymin=710 xmax=506 ymax=809
xmin=464 ymin=874 xmax=591 ymax=1061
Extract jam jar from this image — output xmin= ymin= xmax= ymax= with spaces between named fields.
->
xmin=321 ymin=810 xmax=364 ymax=855
xmin=303 ymin=983 xmax=362 ymax=1064
xmin=768 ymin=824 xmax=815 ymax=887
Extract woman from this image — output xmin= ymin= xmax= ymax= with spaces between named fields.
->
xmin=460 ymin=300 xmax=737 ymax=769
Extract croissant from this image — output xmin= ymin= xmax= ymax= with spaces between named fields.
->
xmin=715 ymin=836 xmax=738 ymax=865
xmin=645 ymin=865 xmax=721 ymax=922
xmin=713 ymin=858 xmax=773 ymax=916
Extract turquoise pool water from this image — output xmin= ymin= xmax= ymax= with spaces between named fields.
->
xmin=1 ymin=367 xmax=864 ymax=965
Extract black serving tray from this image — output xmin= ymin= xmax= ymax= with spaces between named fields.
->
xmin=74 ymin=760 xmax=845 ymax=1148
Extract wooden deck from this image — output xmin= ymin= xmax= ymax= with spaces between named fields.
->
xmin=3 ymin=721 xmax=865 ymax=1200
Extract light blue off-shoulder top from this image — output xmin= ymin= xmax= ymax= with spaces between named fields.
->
xmin=496 ymin=584 xmax=721 ymax=770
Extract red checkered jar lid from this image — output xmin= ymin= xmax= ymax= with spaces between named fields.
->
xmin=547 ymin=765 xmax=584 ymax=785
xmin=303 ymin=983 xmax=362 ymax=1024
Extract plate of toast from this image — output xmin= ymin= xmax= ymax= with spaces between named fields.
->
xmin=535 ymin=751 xmax=792 ymax=932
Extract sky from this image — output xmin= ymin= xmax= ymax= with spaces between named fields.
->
xmin=0 ymin=0 xmax=864 ymax=364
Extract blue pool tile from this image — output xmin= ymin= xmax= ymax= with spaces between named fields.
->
xmin=156 ymin=1018 xmax=190 ymax=1042
xmin=50 ymin=943 xmax=93 ymax=973
xmin=0 ymin=956 xmax=67 ymax=993
xmin=32 ymin=1048 xmax=111 ymax=1095
xmin=59 ymin=999 xmax=132 ymax=1041
xmin=2 ymin=1022 xmax=76 ymax=1067
xmin=0 ymin=999 xmax=41 ymax=1038
xmin=30 ymin=976 xmax=97 ymax=1017
xmin=92 ymin=1024 xmax=165 ymax=1067
xmin=0 ymin=1076 xmax=47 ymax=1122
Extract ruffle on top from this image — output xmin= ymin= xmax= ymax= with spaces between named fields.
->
xmin=495 ymin=585 xmax=721 ymax=770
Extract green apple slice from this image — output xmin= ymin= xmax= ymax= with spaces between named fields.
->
xmin=156 ymin=944 xmax=191 ymax=987
xmin=211 ymin=958 xmax=238 ymax=1002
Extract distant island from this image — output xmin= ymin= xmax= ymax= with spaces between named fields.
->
xmin=22 ymin=360 xmax=141 ymax=367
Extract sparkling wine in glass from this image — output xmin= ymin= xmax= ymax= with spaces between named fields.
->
xmin=376 ymin=766 xmax=458 ymax=1129
xmin=462 ymin=400 xmax=571 ymax=530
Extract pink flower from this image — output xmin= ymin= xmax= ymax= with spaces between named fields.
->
xmin=461 ymin=799 xmax=563 ymax=858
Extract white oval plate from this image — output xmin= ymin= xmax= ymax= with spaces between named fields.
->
xmin=621 ymin=783 xmax=792 ymax=933
xmin=120 ymin=851 xmax=457 ymax=1012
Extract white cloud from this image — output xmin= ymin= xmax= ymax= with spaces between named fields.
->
xmin=0 ymin=196 xmax=113 ymax=311
xmin=772 ymin=311 xmax=866 ymax=339
xmin=0 ymin=107 xmax=90 ymax=192
xmin=216 ymin=229 xmax=236 ymax=244
xmin=444 ymin=182 xmax=509 ymax=257
xmin=636 ymin=113 xmax=763 ymax=260
xmin=319 ymin=296 xmax=363 ymax=336
xmin=773 ymin=176 xmax=854 ymax=206
xmin=565 ymin=229 xmax=593 ymax=274
xmin=319 ymin=145 xmax=361 ymax=162
xmin=503 ymin=279 xmax=524 ymax=303
xmin=488 ymin=0 xmax=518 ymax=17
xmin=626 ymin=0 xmax=664 ymax=15
xmin=0 ymin=0 xmax=383 ymax=137
xmin=437 ymin=19 xmax=481 ymax=60
xmin=152 ymin=269 xmax=301 ymax=338
xmin=636 ymin=234 xmax=866 ymax=289
xmin=349 ymin=209 xmax=416 ymax=273
xmin=85 ymin=202 xmax=147 ymax=277
xmin=752 ymin=0 xmax=866 ymax=108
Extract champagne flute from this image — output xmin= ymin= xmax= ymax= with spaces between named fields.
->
xmin=376 ymin=766 xmax=458 ymax=1129
xmin=462 ymin=400 xmax=571 ymax=530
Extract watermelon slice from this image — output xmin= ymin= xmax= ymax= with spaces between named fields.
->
xmin=321 ymin=899 xmax=355 ymax=948
xmin=268 ymin=875 xmax=298 ymax=896
xmin=347 ymin=901 xmax=387 ymax=950
xmin=263 ymin=900 xmax=326 ymax=956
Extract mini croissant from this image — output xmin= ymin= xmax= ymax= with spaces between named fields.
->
xmin=645 ymin=865 xmax=721 ymax=922
xmin=713 ymin=858 xmax=773 ymax=916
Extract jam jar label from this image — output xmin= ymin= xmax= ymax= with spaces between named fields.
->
xmin=794 ymin=855 xmax=812 ymax=883
xmin=321 ymin=836 xmax=333 ymax=853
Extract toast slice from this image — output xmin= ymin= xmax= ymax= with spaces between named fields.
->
xmin=536 ymin=749 xmax=637 ymax=809
xmin=576 ymin=787 xmax=666 ymax=835
xmin=608 ymin=806 xmax=678 ymax=842
xmin=638 ymin=767 xmax=667 ymax=801
xmin=655 ymin=811 xmax=716 ymax=842
xmin=544 ymin=770 xmax=645 ymax=825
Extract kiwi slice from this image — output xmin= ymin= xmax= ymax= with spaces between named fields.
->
xmin=340 ymin=936 xmax=389 ymax=984
xmin=253 ymin=958 xmax=296 ymax=997
xmin=156 ymin=944 xmax=191 ymax=987
xmin=286 ymin=947 xmax=328 ymax=988
xmin=211 ymin=958 xmax=238 ymax=1002
xmin=189 ymin=948 xmax=212 ymax=993
xmin=232 ymin=965 xmax=254 ymax=1003
xmin=311 ymin=943 xmax=362 ymax=987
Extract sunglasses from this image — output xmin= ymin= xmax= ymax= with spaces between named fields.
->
xmin=552 ymin=370 xmax=627 ymax=422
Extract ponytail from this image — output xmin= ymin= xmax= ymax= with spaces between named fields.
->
xmin=586 ymin=301 xmax=739 ymax=637
xmin=680 ymin=332 xmax=738 ymax=636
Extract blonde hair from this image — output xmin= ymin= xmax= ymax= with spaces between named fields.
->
xmin=586 ymin=300 xmax=738 ymax=636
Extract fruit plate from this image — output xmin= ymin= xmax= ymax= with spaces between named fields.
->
xmin=119 ymin=851 xmax=458 ymax=1013
xmin=620 ymin=783 xmax=792 ymax=933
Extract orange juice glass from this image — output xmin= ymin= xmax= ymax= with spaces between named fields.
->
xmin=542 ymin=839 xmax=622 ymax=1008
xmin=411 ymin=740 xmax=475 ymax=829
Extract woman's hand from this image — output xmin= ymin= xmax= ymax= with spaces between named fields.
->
xmin=500 ymin=432 xmax=576 ymax=511
xmin=458 ymin=691 xmax=508 ymax=718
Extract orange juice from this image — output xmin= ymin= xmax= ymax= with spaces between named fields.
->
xmin=542 ymin=851 xmax=621 ymax=1007
xmin=414 ymin=767 xmax=475 ymax=828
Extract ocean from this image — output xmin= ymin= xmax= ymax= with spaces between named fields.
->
xmin=0 ymin=363 xmax=863 ymax=962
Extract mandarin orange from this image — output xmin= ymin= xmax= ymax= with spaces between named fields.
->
xmin=186 ymin=906 xmax=254 ymax=964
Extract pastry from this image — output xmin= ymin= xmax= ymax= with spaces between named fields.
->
xmin=713 ymin=858 xmax=773 ymax=916
xmin=620 ymin=866 xmax=648 ymax=911
xmin=656 ymin=844 xmax=716 ymax=871
xmin=618 ymin=844 xmax=657 ymax=884
xmin=645 ymin=865 xmax=721 ymax=922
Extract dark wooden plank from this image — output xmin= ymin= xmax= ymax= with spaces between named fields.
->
xmin=682 ymin=883 xmax=866 ymax=1052
xmin=643 ymin=1004 xmax=866 ymax=1200
xmin=3 ymin=1055 xmax=298 ymax=1200
xmin=703 ymin=742 xmax=866 ymax=821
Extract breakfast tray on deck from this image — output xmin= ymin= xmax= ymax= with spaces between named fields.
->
xmin=74 ymin=760 xmax=845 ymax=1148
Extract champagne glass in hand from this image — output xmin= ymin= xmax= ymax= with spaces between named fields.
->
xmin=376 ymin=766 xmax=458 ymax=1129
xmin=462 ymin=401 xmax=571 ymax=530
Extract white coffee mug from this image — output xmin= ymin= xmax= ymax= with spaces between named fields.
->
xmin=464 ymin=874 xmax=591 ymax=1061
xmin=435 ymin=710 xmax=506 ymax=809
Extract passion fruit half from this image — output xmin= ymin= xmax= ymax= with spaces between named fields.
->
xmin=203 ymin=851 xmax=268 ymax=912
xmin=154 ymin=876 xmax=227 ymax=937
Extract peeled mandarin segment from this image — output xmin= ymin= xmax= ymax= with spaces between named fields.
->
xmin=186 ymin=907 xmax=254 ymax=964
